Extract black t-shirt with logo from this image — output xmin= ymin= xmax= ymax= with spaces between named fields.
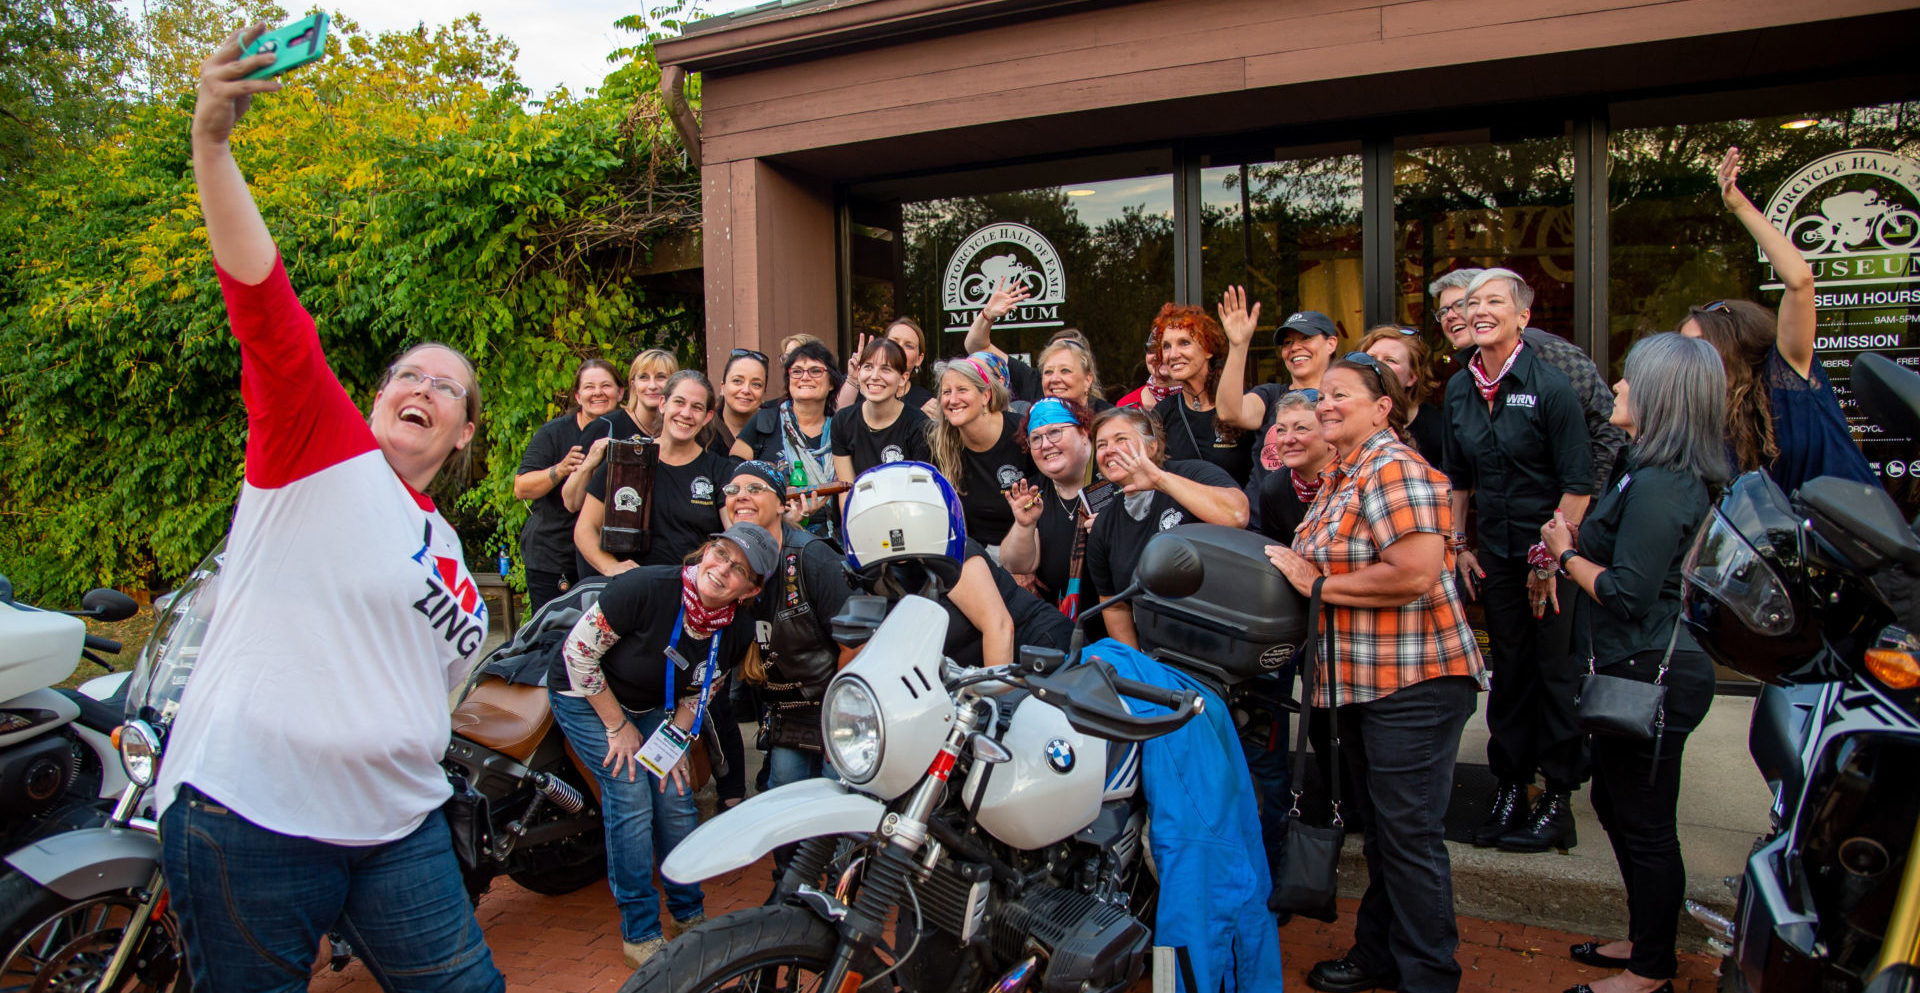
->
xmin=517 ymin=413 xmax=593 ymax=575
xmin=582 ymin=447 xmax=739 ymax=575
xmin=1086 ymin=459 xmax=1236 ymax=598
xmin=831 ymin=404 xmax=932 ymax=476
xmin=956 ymin=413 xmax=1033 ymax=546
xmin=1157 ymin=399 xmax=1254 ymax=487
xmin=544 ymin=565 xmax=753 ymax=712
xmin=1029 ymin=477 xmax=1114 ymax=602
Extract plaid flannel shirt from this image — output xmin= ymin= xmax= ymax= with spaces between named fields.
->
xmin=1293 ymin=429 xmax=1485 ymax=707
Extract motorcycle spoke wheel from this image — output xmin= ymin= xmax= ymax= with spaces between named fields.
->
xmin=0 ymin=887 xmax=183 ymax=993
xmin=619 ymin=905 xmax=848 ymax=993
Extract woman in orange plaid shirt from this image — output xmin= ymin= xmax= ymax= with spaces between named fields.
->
xmin=1266 ymin=353 xmax=1487 ymax=993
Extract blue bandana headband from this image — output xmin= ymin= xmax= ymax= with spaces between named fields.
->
xmin=1026 ymin=397 xmax=1078 ymax=433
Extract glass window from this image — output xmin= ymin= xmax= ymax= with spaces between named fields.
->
xmin=898 ymin=174 xmax=1174 ymax=401
xmin=1199 ymin=147 xmax=1363 ymax=387
xmin=1394 ymin=131 xmax=1577 ymax=350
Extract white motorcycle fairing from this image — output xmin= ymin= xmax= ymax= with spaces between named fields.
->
xmin=661 ymin=777 xmax=883 ymax=884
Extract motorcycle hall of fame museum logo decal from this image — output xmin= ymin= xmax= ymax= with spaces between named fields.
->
xmin=942 ymin=222 xmax=1067 ymax=334
xmin=1763 ymin=148 xmax=1920 ymax=295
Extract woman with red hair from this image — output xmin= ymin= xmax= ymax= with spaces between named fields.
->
xmin=1141 ymin=302 xmax=1254 ymax=485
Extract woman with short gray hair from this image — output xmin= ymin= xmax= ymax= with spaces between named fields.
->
xmin=1540 ymin=332 xmax=1728 ymax=993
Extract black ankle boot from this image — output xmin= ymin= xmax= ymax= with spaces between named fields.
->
xmin=1497 ymin=789 xmax=1577 ymax=853
xmin=1471 ymin=782 xmax=1529 ymax=848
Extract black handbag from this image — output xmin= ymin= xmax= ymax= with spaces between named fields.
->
xmin=1576 ymin=619 xmax=1681 ymax=779
xmin=1269 ymin=577 xmax=1344 ymax=923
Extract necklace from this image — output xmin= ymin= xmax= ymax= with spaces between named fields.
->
xmin=1052 ymin=481 xmax=1083 ymax=520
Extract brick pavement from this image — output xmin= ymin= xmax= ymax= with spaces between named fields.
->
xmin=309 ymin=858 xmax=1721 ymax=993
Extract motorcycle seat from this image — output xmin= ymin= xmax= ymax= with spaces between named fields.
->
xmin=450 ymin=677 xmax=553 ymax=763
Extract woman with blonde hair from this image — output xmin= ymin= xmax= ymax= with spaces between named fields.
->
xmin=562 ymin=347 xmax=677 ymax=512
xmin=1037 ymin=335 xmax=1112 ymax=412
xmin=1358 ymin=325 xmax=1446 ymax=465
xmin=930 ymin=352 xmax=1032 ymax=553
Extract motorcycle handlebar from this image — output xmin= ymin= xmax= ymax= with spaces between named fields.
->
xmin=1025 ymin=661 xmax=1204 ymax=743
xmin=1108 ymin=673 xmax=1200 ymax=714
xmin=84 ymin=635 xmax=121 ymax=654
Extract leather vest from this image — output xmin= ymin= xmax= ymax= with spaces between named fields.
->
xmin=757 ymin=526 xmax=839 ymax=706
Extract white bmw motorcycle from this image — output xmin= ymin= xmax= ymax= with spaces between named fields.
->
xmin=633 ymin=515 xmax=1284 ymax=993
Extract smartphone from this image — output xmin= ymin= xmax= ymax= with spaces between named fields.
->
xmin=242 ymin=13 xmax=329 ymax=80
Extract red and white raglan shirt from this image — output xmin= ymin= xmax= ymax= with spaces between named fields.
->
xmin=155 ymin=258 xmax=488 ymax=845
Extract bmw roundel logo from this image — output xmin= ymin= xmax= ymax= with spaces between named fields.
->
xmin=1045 ymin=738 xmax=1075 ymax=774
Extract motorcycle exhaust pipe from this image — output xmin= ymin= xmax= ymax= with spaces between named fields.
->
xmin=530 ymin=772 xmax=584 ymax=815
xmin=1686 ymin=899 xmax=1736 ymax=940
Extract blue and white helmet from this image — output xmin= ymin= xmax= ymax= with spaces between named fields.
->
xmin=841 ymin=462 xmax=966 ymax=581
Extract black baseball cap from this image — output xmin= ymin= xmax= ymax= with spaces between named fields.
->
xmin=1274 ymin=310 xmax=1337 ymax=345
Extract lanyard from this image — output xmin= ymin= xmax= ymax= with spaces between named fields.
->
xmin=665 ymin=604 xmax=720 ymax=736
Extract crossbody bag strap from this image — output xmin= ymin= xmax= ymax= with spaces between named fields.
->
xmin=1323 ymin=590 xmax=1343 ymax=827
xmin=1647 ymin=615 xmax=1683 ymax=781
xmin=1286 ymin=576 xmax=1327 ymax=817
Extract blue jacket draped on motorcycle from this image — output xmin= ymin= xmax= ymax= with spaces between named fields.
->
xmin=1083 ymin=638 xmax=1284 ymax=993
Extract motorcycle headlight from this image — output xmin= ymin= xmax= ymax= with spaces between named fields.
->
xmin=823 ymin=678 xmax=883 ymax=784
xmin=1684 ymin=509 xmax=1795 ymax=635
xmin=117 ymin=719 xmax=160 ymax=787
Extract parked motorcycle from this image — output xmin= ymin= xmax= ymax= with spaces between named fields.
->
xmin=633 ymin=523 xmax=1308 ymax=993
xmin=1681 ymin=351 xmax=1920 ymax=993
xmin=0 ymin=546 xmax=608 ymax=989
xmin=0 ymin=575 xmax=139 ymax=853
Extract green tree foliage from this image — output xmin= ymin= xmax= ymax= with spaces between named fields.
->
xmin=0 ymin=0 xmax=132 ymax=177
xmin=0 ymin=2 xmax=703 ymax=603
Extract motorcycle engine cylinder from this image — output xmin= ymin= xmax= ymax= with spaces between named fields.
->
xmin=990 ymin=888 xmax=1149 ymax=993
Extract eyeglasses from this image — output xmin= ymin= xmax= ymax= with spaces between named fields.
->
xmin=729 ymin=348 xmax=770 ymax=366
xmin=1342 ymin=352 xmax=1390 ymax=394
xmin=710 ymin=544 xmax=752 ymax=584
xmin=788 ymin=365 xmax=829 ymax=379
xmin=1434 ymin=300 xmax=1465 ymax=319
xmin=1030 ymin=425 xmax=1075 ymax=449
xmin=722 ymin=482 xmax=778 ymax=497
xmin=389 ymin=366 xmax=468 ymax=402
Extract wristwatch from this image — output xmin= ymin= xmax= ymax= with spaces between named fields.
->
xmin=1558 ymin=548 xmax=1580 ymax=574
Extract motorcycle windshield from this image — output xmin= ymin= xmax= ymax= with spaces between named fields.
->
xmin=1685 ymin=509 xmax=1796 ymax=636
xmin=123 ymin=542 xmax=227 ymax=727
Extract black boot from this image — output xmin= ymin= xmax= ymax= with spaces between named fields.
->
xmin=1497 ymin=788 xmax=1577 ymax=853
xmin=1471 ymin=782 xmax=1529 ymax=848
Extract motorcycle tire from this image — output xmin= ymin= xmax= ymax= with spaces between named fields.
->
xmin=617 ymin=905 xmax=839 ymax=993
xmin=0 ymin=869 xmax=188 ymax=992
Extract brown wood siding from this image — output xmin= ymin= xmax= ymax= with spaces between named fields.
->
xmin=685 ymin=0 xmax=1913 ymax=165
xmin=700 ymin=160 xmax=838 ymax=372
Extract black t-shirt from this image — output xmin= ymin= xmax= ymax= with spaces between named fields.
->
xmin=517 ymin=413 xmax=593 ymax=574
xmin=545 ymin=565 xmax=754 ymax=712
xmin=1005 ymin=358 xmax=1044 ymax=405
xmin=1406 ymin=401 xmax=1447 ymax=468
xmin=956 ymin=413 xmax=1033 ymax=546
xmin=1156 ymin=399 xmax=1254 ymax=486
xmin=1256 ymin=467 xmax=1314 ymax=545
xmin=1087 ymin=459 xmax=1237 ymax=597
xmin=902 ymin=383 xmax=937 ymax=413
xmin=583 ymin=447 xmax=739 ymax=575
xmin=832 ymin=404 xmax=932 ymax=475
xmin=1029 ymin=477 xmax=1116 ymax=602
xmin=928 ymin=540 xmax=1073 ymax=668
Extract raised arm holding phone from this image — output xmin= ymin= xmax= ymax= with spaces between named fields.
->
xmin=154 ymin=24 xmax=505 ymax=991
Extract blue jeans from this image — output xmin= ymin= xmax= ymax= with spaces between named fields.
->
xmin=158 ymin=784 xmax=502 ymax=993
xmin=765 ymin=746 xmax=838 ymax=791
xmin=548 ymin=690 xmax=703 ymax=942
xmin=1238 ymin=668 xmax=1295 ymax=891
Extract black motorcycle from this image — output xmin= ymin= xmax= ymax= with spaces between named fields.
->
xmin=1680 ymin=351 xmax=1920 ymax=993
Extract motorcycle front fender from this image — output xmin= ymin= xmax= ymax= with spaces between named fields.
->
xmin=663 ymin=778 xmax=883 ymax=884
xmin=5 ymin=825 xmax=160 ymax=901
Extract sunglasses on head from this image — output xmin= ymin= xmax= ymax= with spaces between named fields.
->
xmin=1394 ymin=326 xmax=1419 ymax=336
xmin=1286 ymin=388 xmax=1321 ymax=402
xmin=729 ymin=347 xmax=771 ymax=366
xmin=1700 ymin=300 xmax=1731 ymax=314
xmin=1342 ymin=352 xmax=1390 ymax=394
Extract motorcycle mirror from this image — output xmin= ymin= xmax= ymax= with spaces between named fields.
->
xmin=79 ymin=588 xmax=139 ymax=623
xmin=1851 ymin=352 xmax=1920 ymax=443
xmin=1137 ymin=534 xmax=1204 ymax=600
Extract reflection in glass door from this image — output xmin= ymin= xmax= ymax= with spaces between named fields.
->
xmin=1199 ymin=147 xmax=1363 ymax=388
xmin=1394 ymin=133 xmax=1576 ymax=346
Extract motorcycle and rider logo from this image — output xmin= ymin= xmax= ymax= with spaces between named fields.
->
xmin=1762 ymin=149 xmax=1920 ymax=290
xmin=941 ymin=222 xmax=1067 ymax=333
xmin=613 ymin=487 xmax=642 ymax=512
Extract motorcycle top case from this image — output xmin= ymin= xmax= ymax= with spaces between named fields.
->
xmin=1132 ymin=524 xmax=1309 ymax=685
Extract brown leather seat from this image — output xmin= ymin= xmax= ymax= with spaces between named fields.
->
xmin=450 ymin=677 xmax=553 ymax=763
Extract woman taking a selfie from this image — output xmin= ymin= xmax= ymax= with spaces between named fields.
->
xmin=156 ymin=28 xmax=503 ymax=990
xmin=574 ymin=370 xmax=736 ymax=577
xmin=550 ymin=524 xmax=776 ymax=968
xmin=1540 ymin=334 xmax=1727 ymax=993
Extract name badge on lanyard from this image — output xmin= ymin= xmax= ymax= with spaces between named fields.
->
xmin=635 ymin=604 xmax=719 ymax=779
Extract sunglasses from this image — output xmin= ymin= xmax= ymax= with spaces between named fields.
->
xmin=1285 ymin=388 xmax=1321 ymax=402
xmin=722 ymin=482 xmax=779 ymax=497
xmin=1393 ymin=326 xmax=1419 ymax=336
xmin=1700 ymin=300 xmax=1731 ymax=314
xmin=729 ymin=347 xmax=771 ymax=366
xmin=1342 ymin=352 xmax=1390 ymax=394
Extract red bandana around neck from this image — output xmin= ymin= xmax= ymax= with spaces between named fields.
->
xmin=1469 ymin=340 xmax=1526 ymax=403
xmin=680 ymin=565 xmax=736 ymax=639
xmin=1146 ymin=382 xmax=1183 ymax=405
xmin=1291 ymin=469 xmax=1324 ymax=504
